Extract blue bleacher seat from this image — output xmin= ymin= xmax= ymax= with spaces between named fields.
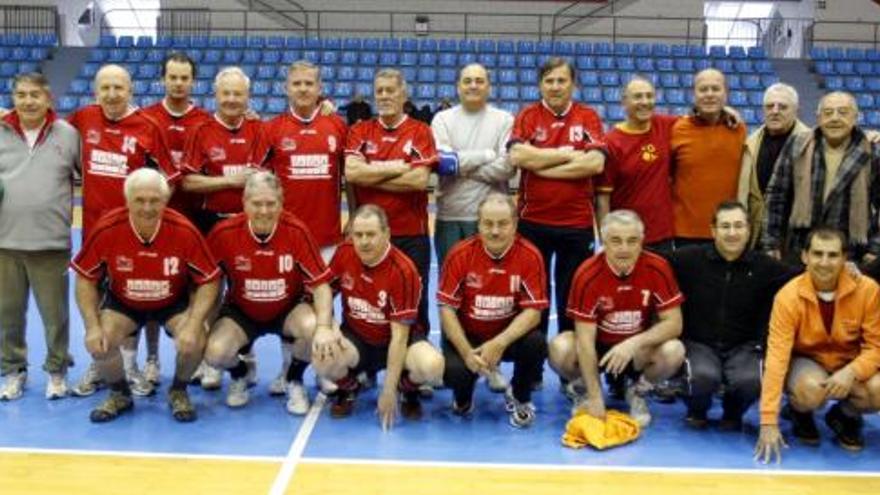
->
xmin=171 ymin=36 xmax=190 ymax=49
xmin=337 ymin=66 xmax=356 ymax=81
xmin=417 ymin=68 xmax=436 ymax=83
xmin=671 ymin=45 xmax=687 ymax=58
xmin=358 ymin=51 xmax=377 ymax=65
xmin=377 ymin=38 xmax=399 ymax=52
xmin=193 ymin=80 xmax=210 ymax=96
xmin=57 ymin=95 xmax=77 ymax=113
xmin=835 ymin=61 xmax=855 ymax=75
xmin=321 ymin=51 xmax=339 ymax=65
xmin=197 ymin=64 xmax=216 ymax=79
xmin=222 ymin=51 xmax=242 ymax=64
xmin=78 ymin=95 xmax=93 ymax=107
xmin=136 ymin=64 xmax=158 ymax=80
xmin=438 ymin=52 xmax=456 ymax=67
xmin=596 ymin=56 xmax=614 ymax=70
xmin=748 ymin=91 xmax=764 ymax=106
xmin=126 ymin=50 xmax=146 ymax=63
xmin=518 ymin=54 xmax=536 ymax=68
xmin=70 ymin=79 xmax=90 ymax=95
xmin=579 ymin=71 xmax=599 ymax=86
xmin=99 ymin=35 xmax=116 ymax=47
xmin=436 ymin=39 xmax=455 ymax=52
xmin=208 ymin=36 xmax=227 ymax=49
xmin=107 ymin=49 xmax=125 ymax=62
xmin=631 ymin=43 xmax=650 ymax=58
xmin=267 ymin=97 xmax=286 ymax=114
xmin=399 ymin=52 xmax=418 ymax=66
xmin=856 ymin=62 xmax=874 ymax=75
xmin=476 ymin=39 xmax=496 ymax=54
xmin=437 ymin=84 xmax=456 ymax=100
xmin=575 ymin=56 xmax=595 ymax=70
xmin=191 ymin=36 xmax=208 ymax=49
xmin=866 ymin=50 xmax=880 ymax=61
xmin=651 ymin=43 xmax=670 ymax=57
xmin=202 ymin=49 xmax=220 ymax=64
xmin=262 ymin=51 xmax=281 ymax=64
xmin=416 ymin=84 xmax=436 ymax=100
xmin=845 ymin=77 xmax=864 ymax=91
xmin=613 ymin=43 xmax=630 ymax=56
xmin=499 ymin=85 xmax=518 ymax=101
xmin=0 ymin=62 xmax=16 ymax=77
xmin=247 ymin=36 xmax=265 ymax=49
xmin=754 ymin=60 xmax=773 ymax=74
xmin=761 ymin=74 xmax=779 ymax=86
xmin=694 ymin=59 xmax=712 ymax=71
xmin=241 ymin=50 xmax=259 ymax=64
xmin=302 ymin=50 xmax=320 ymax=64
xmin=535 ymin=40 xmax=552 ymax=54
xmin=357 ymin=67 xmax=375 ymax=82
xmin=379 ymin=52 xmax=399 ymax=65
xmin=184 ymin=49 xmax=203 ymax=63
xmin=857 ymin=93 xmax=875 ymax=110
xmin=522 ymin=86 xmax=540 ymax=101
xmin=747 ymin=46 xmax=765 ymax=59
xmin=554 ymin=41 xmax=574 ymax=56
xmin=729 ymin=91 xmax=748 ymax=107
xmin=284 ymin=37 xmax=302 ymax=50
xmin=583 ymin=87 xmax=601 ymax=103
xmin=727 ymin=74 xmax=741 ymax=90
xmin=594 ymin=42 xmax=612 ymax=55
xmin=734 ymin=60 xmax=754 ymax=73
xmin=477 ymin=53 xmax=496 ymax=67
xmin=867 ymin=111 xmax=880 ymax=128
xmin=80 ymin=62 xmax=99 ymax=78
xmin=728 ymin=46 xmax=746 ymax=59
xmin=117 ymin=36 xmax=134 ymax=48
xmin=674 ymin=59 xmax=694 ymax=72
xmin=498 ymin=54 xmax=516 ymax=68
xmin=607 ymin=104 xmax=625 ymax=121
xmin=666 ymin=89 xmax=686 ymax=105
xmin=263 ymin=36 xmax=283 ymax=50
xmin=256 ymin=65 xmax=274 ymax=79
xmin=709 ymin=45 xmax=726 ymax=58
xmin=438 ymin=68 xmax=456 ymax=83
xmin=636 ymin=58 xmax=654 ymax=72
xmin=517 ymin=41 xmax=535 ymax=54
xmin=459 ymin=53 xmax=477 ymax=65
xmin=418 ymin=52 xmax=437 ymax=67
xmin=338 ymin=51 xmax=357 ymax=66
xmin=252 ymin=81 xmax=270 ymax=96
xmin=249 ymin=97 xmax=265 ymax=113
xmin=867 ymin=78 xmax=880 ymax=91
xmin=688 ymin=45 xmax=705 ymax=58
xmin=332 ymin=81 xmax=352 ymax=99
xmin=715 ymin=60 xmax=734 ymax=73
xmin=657 ymin=58 xmax=674 ymax=72
xmin=617 ymin=57 xmax=635 ymax=71
xmin=574 ymin=42 xmax=591 ymax=55
xmin=148 ymin=81 xmax=164 ymax=95
xmin=741 ymin=107 xmax=757 ymax=125
xmin=320 ymin=66 xmax=336 ymax=81
xmin=845 ymin=48 xmax=865 ymax=60
xmin=660 ymin=73 xmax=680 ymax=88
xmin=825 ymin=76 xmax=844 ymax=90
xmin=146 ymin=49 xmax=164 ymax=63
xmin=742 ymin=75 xmax=760 ymax=90
xmin=519 ymin=70 xmax=537 ymax=85
xmin=341 ymin=38 xmax=360 ymax=52
xmin=499 ymin=69 xmax=517 ymax=84
xmin=132 ymin=80 xmax=149 ymax=95
xmin=496 ymin=40 xmax=514 ymax=54
xmin=811 ymin=46 xmax=827 ymax=60
xmin=271 ymin=81 xmax=285 ymax=97
xmin=17 ymin=62 xmax=37 ymax=73
xmin=815 ymin=61 xmax=835 ymax=75
xmin=603 ymin=87 xmax=621 ymax=102
xmin=87 ymin=48 xmax=106 ymax=63
xmin=401 ymin=67 xmax=416 ymax=83
xmin=826 ymin=46 xmax=844 ymax=59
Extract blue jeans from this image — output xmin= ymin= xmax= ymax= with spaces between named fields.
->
xmin=434 ymin=220 xmax=478 ymax=268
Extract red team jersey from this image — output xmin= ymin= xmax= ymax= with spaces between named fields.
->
xmin=567 ymin=251 xmax=683 ymax=346
xmin=260 ymin=108 xmax=347 ymax=247
xmin=597 ymin=114 xmax=678 ymax=244
xmin=344 ymin=116 xmax=437 ymax=236
xmin=207 ymin=212 xmax=332 ymax=323
xmin=437 ymin=236 xmax=549 ymax=342
xmin=330 ymin=242 xmax=421 ymax=346
xmin=182 ymin=116 xmax=264 ymax=214
xmin=71 ymin=208 xmax=219 ymax=311
xmin=68 ymin=105 xmax=178 ymax=237
xmin=509 ymin=101 xmax=606 ymax=229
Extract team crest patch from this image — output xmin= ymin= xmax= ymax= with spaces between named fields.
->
xmin=341 ymin=273 xmax=354 ymax=290
xmin=597 ymin=296 xmax=614 ymax=311
xmin=86 ymin=129 xmax=101 ymax=145
xmin=534 ymin=127 xmax=547 ymax=142
xmin=116 ymin=256 xmax=133 ymax=272
xmin=209 ymin=147 xmax=226 ymax=161
xmin=234 ymin=255 xmax=252 ymax=271
xmin=465 ymin=272 xmax=483 ymax=289
xmin=365 ymin=141 xmax=378 ymax=154
xmin=640 ymin=144 xmax=658 ymax=163
xmin=328 ymin=135 xmax=337 ymax=153
xmin=281 ymin=137 xmax=297 ymax=152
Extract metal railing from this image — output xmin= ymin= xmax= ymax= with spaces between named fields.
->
xmin=0 ymin=5 xmax=58 ymax=38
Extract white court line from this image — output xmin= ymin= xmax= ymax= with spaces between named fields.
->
xmin=267 ymin=393 xmax=327 ymax=495
xmin=0 ymin=445 xmax=282 ymax=463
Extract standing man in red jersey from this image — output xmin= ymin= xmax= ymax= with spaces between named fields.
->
xmin=67 ymin=63 xmax=178 ymax=398
xmin=344 ymin=69 xmax=438 ymax=339
xmin=508 ymin=57 xmax=606 ymax=388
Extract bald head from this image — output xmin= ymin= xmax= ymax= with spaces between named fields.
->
xmin=95 ymin=64 xmax=132 ymax=120
xmin=693 ymin=68 xmax=727 ymax=121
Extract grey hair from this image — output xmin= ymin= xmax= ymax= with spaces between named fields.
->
xmin=374 ymin=68 xmax=408 ymax=96
xmin=214 ymin=66 xmax=251 ymax=91
xmin=124 ymin=168 xmax=170 ymax=201
xmin=817 ymin=91 xmax=858 ymax=115
xmin=287 ymin=60 xmax=321 ymax=83
xmin=348 ymin=204 xmax=390 ymax=234
xmin=477 ymin=192 xmax=517 ymax=221
xmin=244 ymin=170 xmax=283 ymax=201
xmin=600 ymin=209 xmax=645 ymax=239
xmin=763 ymin=82 xmax=799 ymax=108
xmin=95 ymin=63 xmax=132 ymax=86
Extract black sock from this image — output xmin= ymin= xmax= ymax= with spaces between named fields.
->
xmin=171 ymin=377 xmax=188 ymax=391
xmin=229 ymin=359 xmax=248 ymax=379
xmin=286 ymin=359 xmax=308 ymax=383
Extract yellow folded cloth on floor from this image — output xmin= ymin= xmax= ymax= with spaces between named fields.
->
xmin=561 ymin=409 xmax=641 ymax=450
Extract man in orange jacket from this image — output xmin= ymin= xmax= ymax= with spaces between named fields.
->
xmin=755 ymin=227 xmax=880 ymax=463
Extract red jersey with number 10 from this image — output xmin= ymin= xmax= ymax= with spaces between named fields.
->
xmin=259 ymin=108 xmax=347 ymax=247
xmin=208 ymin=212 xmax=332 ymax=323
xmin=330 ymin=242 xmax=421 ymax=346
xmin=71 ymin=208 xmax=219 ymax=311
xmin=68 ymin=105 xmax=178 ymax=237
xmin=345 ymin=115 xmax=437 ymax=236
xmin=567 ymin=251 xmax=683 ymax=346
xmin=438 ymin=235 xmax=549 ymax=342
xmin=509 ymin=101 xmax=606 ymax=228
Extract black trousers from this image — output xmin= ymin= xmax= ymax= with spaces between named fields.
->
xmin=442 ymin=330 xmax=547 ymax=404
xmin=391 ymin=235 xmax=431 ymax=335
xmin=683 ymin=340 xmax=762 ymax=419
xmin=517 ymin=220 xmax=593 ymax=335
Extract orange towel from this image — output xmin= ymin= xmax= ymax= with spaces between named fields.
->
xmin=561 ymin=409 xmax=641 ymax=450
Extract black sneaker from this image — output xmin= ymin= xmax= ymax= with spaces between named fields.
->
xmin=451 ymin=398 xmax=474 ymax=417
xmin=789 ymin=408 xmax=820 ymax=445
xmin=605 ymin=373 xmax=626 ymax=401
xmin=330 ymin=388 xmax=356 ymax=418
xmin=684 ymin=410 xmax=709 ymax=429
xmin=400 ymin=391 xmax=423 ymax=420
xmin=824 ymin=403 xmax=864 ymax=452
xmin=718 ymin=412 xmax=743 ymax=431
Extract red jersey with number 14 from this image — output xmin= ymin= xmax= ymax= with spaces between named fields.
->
xmin=71 ymin=208 xmax=219 ymax=311
xmin=330 ymin=242 xmax=421 ymax=346
xmin=567 ymin=251 xmax=683 ymax=346
xmin=509 ymin=101 xmax=606 ymax=228
xmin=68 ymin=105 xmax=178 ymax=237
xmin=345 ymin=115 xmax=437 ymax=236
xmin=438 ymin=235 xmax=548 ymax=342
xmin=260 ymin=108 xmax=347 ymax=247
xmin=208 ymin=212 xmax=332 ymax=323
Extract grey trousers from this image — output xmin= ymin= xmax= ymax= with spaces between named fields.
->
xmin=0 ymin=248 xmax=71 ymax=375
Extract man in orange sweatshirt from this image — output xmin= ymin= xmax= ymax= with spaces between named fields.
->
xmin=755 ymin=227 xmax=880 ymax=463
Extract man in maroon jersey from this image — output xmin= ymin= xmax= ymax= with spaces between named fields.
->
xmin=311 ymin=205 xmax=444 ymax=430
xmin=548 ymin=210 xmax=685 ymax=427
xmin=439 ymin=193 xmax=548 ymax=428
xmin=139 ymin=52 xmax=212 ymax=387
xmin=71 ymin=169 xmax=220 ymax=423
xmin=204 ymin=171 xmax=334 ymax=414
xmin=68 ymin=63 xmax=178 ymax=398
xmin=508 ymin=57 xmax=607 ymax=370
xmin=344 ymin=69 xmax=438 ymax=339
xmin=181 ymin=66 xmax=262 ymax=235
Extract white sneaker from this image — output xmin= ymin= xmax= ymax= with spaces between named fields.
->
xmin=508 ymin=399 xmax=536 ymax=428
xmin=268 ymin=371 xmax=287 ymax=396
xmin=0 ymin=371 xmax=27 ymax=400
xmin=226 ymin=378 xmax=250 ymax=408
xmin=625 ymin=384 xmax=652 ymax=427
xmin=144 ymin=356 xmax=160 ymax=385
xmin=242 ymin=352 xmax=258 ymax=386
xmin=286 ymin=381 xmax=310 ymax=415
xmin=45 ymin=373 xmax=68 ymax=400
xmin=561 ymin=377 xmax=586 ymax=402
xmin=318 ymin=376 xmax=338 ymax=395
xmin=71 ymin=362 xmax=102 ymax=397
xmin=486 ymin=369 xmax=509 ymax=393
xmin=127 ymin=365 xmax=155 ymax=397
xmin=200 ymin=363 xmax=223 ymax=391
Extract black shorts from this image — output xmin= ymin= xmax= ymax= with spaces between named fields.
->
xmin=101 ymin=291 xmax=190 ymax=335
xmin=597 ymin=341 xmax=641 ymax=380
xmin=341 ymin=326 xmax=427 ymax=374
xmin=217 ymin=303 xmax=289 ymax=344
xmin=193 ymin=209 xmax=234 ymax=236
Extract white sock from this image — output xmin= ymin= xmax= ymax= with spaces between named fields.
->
xmin=121 ymin=347 xmax=137 ymax=373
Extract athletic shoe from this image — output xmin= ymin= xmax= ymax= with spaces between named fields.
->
xmin=199 ymin=363 xmax=222 ymax=391
xmin=400 ymin=391 xmax=422 ymax=420
xmin=625 ymin=384 xmax=652 ymax=427
xmin=285 ymin=381 xmax=310 ymax=415
xmin=318 ymin=377 xmax=338 ymax=395
xmin=0 ymin=371 xmax=26 ymax=401
xmin=684 ymin=410 xmax=709 ymax=429
xmin=569 ymin=394 xmax=589 ymax=417
xmin=789 ymin=408 xmax=820 ymax=445
xmin=268 ymin=371 xmax=287 ymax=396
xmin=72 ymin=362 xmax=103 ymax=397
xmin=418 ymin=383 xmax=434 ymax=399
xmin=508 ymin=398 xmax=536 ymax=428
xmin=143 ymin=356 xmax=160 ymax=385
xmin=486 ymin=369 xmax=509 ymax=393
xmin=503 ymin=387 xmax=517 ymax=412
xmin=243 ymin=352 xmax=258 ymax=387
xmin=127 ymin=367 xmax=155 ymax=397
xmin=45 ymin=373 xmax=69 ymax=400
xmin=561 ymin=377 xmax=586 ymax=402
xmin=89 ymin=390 xmax=133 ymax=423
xmin=225 ymin=378 xmax=250 ymax=408
xmin=357 ymin=371 xmax=376 ymax=390
xmin=825 ymin=403 xmax=864 ymax=451
xmin=451 ymin=398 xmax=474 ymax=417
xmin=168 ymin=388 xmax=197 ymax=422
xmin=330 ymin=388 xmax=357 ymax=418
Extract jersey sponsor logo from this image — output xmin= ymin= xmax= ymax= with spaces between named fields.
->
xmin=125 ymin=279 xmax=171 ymax=301
xmin=381 ymin=136 xmax=398 ymax=143
xmin=281 ymin=137 xmax=297 ymax=151
xmin=465 ymin=272 xmax=483 ymax=289
xmin=230 ymin=138 xmax=247 ymax=144
xmin=86 ymin=129 xmax=101 ymax=144
xmin=209 ymin=147 xmax=226 ymax=161
xmin=234 ymin=255 xmax=251 ymax=271
xmin=88 ymin=149 xmax=130 ymax=177
xmin=116 ymin=255 xmax=133 ymax=272
xmin=222 ymin=164 xmax=248 ymax=176
xmin=299 ymin=129 xmax=317 ymax=135
xmin=472 ymin=294 xmax=515 ymax=321
xmin=243 ymin=278 xmax=287 ymax=302
xmin=328 ymin=135 xmax=337 ymax=153
xmin=347 ymin=295 xmax=386 ymax=324
xmin=169 ymin=125 xmax=185 ymax=132
xmin=640 ymin=144 xmax=658 ymax=163
xmin=288 ymin=154 xmax=330 ymax=178
xmin=121 ymin=135 xmax=138 ymax=154
xmin=600 ymin=310 xmax=643 ymax=335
